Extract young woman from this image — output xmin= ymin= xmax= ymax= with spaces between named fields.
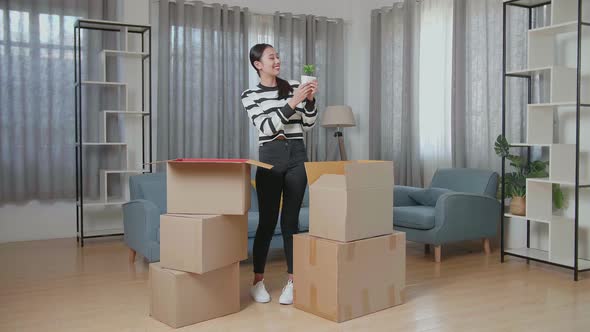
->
xmin=241 ymin=44 xmax=318 ymax=305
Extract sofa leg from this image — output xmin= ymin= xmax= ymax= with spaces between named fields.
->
xmin=128 ymin=248 xmax=136 ymax=263
xmin=434 ymin=245 xmax=441 ymax=263
xmin=483 ymin=238 xmax=491 ymax=255
xmin=425 ymin=244 xmax=431 ymax=254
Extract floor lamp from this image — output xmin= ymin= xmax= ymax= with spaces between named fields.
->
xmin=321 ymin=105 xmax=356 ymax=161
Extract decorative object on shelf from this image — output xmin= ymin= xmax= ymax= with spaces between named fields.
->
xmin=321 ymin=105 xmax=356 ymax=161
xmin=494 ymin=135 xmax=564 ymax=214
xmin=301 ymin=64 xmax=317 ymax=85
xmin=510 ymin=196 xmax=526 ymax=216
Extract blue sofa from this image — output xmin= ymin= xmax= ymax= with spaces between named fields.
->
xmin=123 ymin=172 xmax=309 ymax=263
xmin=393 ymin=168 xmax=500 ymax=262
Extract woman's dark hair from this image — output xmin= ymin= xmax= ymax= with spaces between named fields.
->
xmin=249 ymin=43 xmax=293 ymax=99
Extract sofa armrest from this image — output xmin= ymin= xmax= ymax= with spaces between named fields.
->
xmin=433 ymin=192 xmax=500 ymax=243
xmin=394 ymin=185 xmax=422 ymax=207
xmin=123 ymin=199 xmax=161 ymax=245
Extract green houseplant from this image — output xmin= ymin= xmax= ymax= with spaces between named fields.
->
xmin=494 ymin=135 xmax=564 ymax=215
xmin=301 ymin=64 xmax=316 ymax=85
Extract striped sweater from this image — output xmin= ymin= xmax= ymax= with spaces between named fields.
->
xmin=241 ymin=80 xmax=317 ymax=145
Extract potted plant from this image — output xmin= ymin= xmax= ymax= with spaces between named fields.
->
xmin=301 ymin=64 xmax=317 ymax=85
xmin=494 ymin=135 xmax=564 ymax=215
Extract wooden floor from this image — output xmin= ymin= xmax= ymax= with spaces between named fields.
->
xmin=1 ymin=238 xmax=590 ymax=332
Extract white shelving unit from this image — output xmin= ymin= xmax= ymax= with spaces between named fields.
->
xmin=502 ymin=0 xmax=590 ymax=280
xmin=74 ymin=19 xmax=152 ymax=246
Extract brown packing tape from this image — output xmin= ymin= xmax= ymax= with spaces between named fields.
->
xmin=342 ymin=304 xmax=352 ymax=321
xmin=310 ymin=284 xmax=318 ymax=311
xmin=388 ymin=285 xmax=396 ymax=306
xmin=362 ymin=288 xmax=370 ymax=314
xmin=307 ymin=284 xmax=339 ymax=322
xmin=346 ymin=242 xmax=356 ymax=261
xmin=389 ymin=234 xmax=397 ymax=251
xmin=309 ymin=238 xmax=317 ymax=266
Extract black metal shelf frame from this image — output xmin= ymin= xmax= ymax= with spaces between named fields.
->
xmin=501 ymin=0 xmax=590 ymax=280
xmin=74 ymin=19 xmax=153 ymax=247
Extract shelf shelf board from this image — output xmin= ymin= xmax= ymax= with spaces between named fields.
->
xmin=526 ymin=177 xmax=590 ymax=186
xmin=506 ymin=66 xmax=553 ymax=77
xmin=77 ymin=199 xmax=127 ymax=206
xmin=77 ymin=19 xmax=149 ymax=33
xmin=509 ymin=143 xmax=551 ymax=147
xmin=100 ymin=169 xmax=149 ymax=174
xmin=102 ymin=110 xmax=150 ymax=116
xmin=100 ymin=50 xmax=149 ymax=57
xmin=504 ymin=213 xmax=572 ymax=224
xmin=505 ymin=248 xmax=590 ymax=269
xmin=504 ymin=0 xmax=551 ymax=8
xmin=82 ymin=228 xmax=125 ymax=238
xmin=530 ymin=21 xmax=578 ymax=35
xmin=80 ymin=142 xmax=127 ymax=146
xmin=529 ymin=102 xmax=578 ymax=107
xmin=80 ymin=80 xmax=127 ymax=86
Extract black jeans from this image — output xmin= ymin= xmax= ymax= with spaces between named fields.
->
xmin=253 ymin=139 xmax=308 ymax=274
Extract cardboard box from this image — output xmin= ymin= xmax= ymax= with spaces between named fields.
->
xmin=149 ymin=262 xmax=240 ymax=328
xmin=163 ymin=158 xmax=272 ymax=215
xmin=293 ymin=232 xmax=405 ymax=323
xmin=304 ymin=161 xmax=394 ymax=242
xmin=160 ymin=213 xmax=248 ymax=274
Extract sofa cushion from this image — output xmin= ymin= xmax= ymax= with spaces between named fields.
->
xmin=394 ymin=206 xmax=436 ymax=230
xmin=408 ymin=187 xmax=452 ymax=206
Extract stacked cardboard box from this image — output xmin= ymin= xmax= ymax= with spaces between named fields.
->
xmin=149 ymin=158 xmax=272 ymax=328
xmin=293 ymin=161 xmax=406 ymax=323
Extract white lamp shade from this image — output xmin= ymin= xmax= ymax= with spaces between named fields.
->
xmin=321 ymin=105 xmax=356 ymax=128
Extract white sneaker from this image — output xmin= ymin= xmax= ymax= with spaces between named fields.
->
xmin=250 ymin=280 xmax=271 ymax=303
xmin=279 ymin=280 xmax=294 ymax=305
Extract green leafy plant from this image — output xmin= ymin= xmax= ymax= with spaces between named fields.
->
xmin=494 ymin=134 xmax=564 ymax=209
xmin=303 ymin=64 xmax=315 ymax=76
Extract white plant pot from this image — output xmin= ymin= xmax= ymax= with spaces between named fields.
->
xmin=301 ymin=75 xmax=317 ymax=85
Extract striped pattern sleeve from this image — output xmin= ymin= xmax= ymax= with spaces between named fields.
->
xmin=300 ymin=98 xmax=318 ymax=131
xmin=241 ymin=90 xmax=296 ymax=136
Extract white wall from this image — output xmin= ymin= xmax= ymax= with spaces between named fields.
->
xmin=0 ymin=0 xmax=392 ymax=243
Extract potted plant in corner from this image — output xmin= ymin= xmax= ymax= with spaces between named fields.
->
xmin=494 ymin=135 xmax=564 ymax=216
xmin=301 ymin=64 xmax=317 ymax=85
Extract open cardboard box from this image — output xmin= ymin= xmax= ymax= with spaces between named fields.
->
xmin=159 ymin=213 xmax=248 ymax=274
xmin=151 ymin=158 xmax=272 ymax=215
xmin=304 ymin=160 xmax=394 ymax=242
xmin=293 ymin=232 xmax=406 ymax=323
xmin=149 ymin=262 xmax=240 ymax=328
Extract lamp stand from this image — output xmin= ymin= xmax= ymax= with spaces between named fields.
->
xmin=335 ymin=129 xmax=348 ymax=161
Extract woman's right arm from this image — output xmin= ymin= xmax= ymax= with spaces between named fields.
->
xmin=241 ymin=92 xmax=295 ymax=136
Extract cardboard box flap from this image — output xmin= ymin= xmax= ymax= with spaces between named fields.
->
xmin=313 ymin=174 xmax=346 ymax=190
xmin=146 ymin=158 xmax=272 ymax=169
xmin=345 ymin=161 xmax=394 ymax=189
xmin=166 ymin=214 xmax=218 ymax=220
xmin=304 ymin=161 xmax=349 ymax=185
xmin=152 ymin=263 xmax=186 ymax=276
xmin=305 ymin=160 xmax=393 ymax=187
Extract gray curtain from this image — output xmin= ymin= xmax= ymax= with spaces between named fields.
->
xmin=452 ymin=0 xmax=533 ymax=171
xmin=369 ymin=1 xmax=423 ymax=186
xmin=369 ymin=0 xmax=534 ymax=185
xmin=272 ymin=12 xmax=345 ymax=161
xmin=156 ymin=1 xmax=250 ymax=161
xmin=0 ymin=0 xmax=115 ymax=203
